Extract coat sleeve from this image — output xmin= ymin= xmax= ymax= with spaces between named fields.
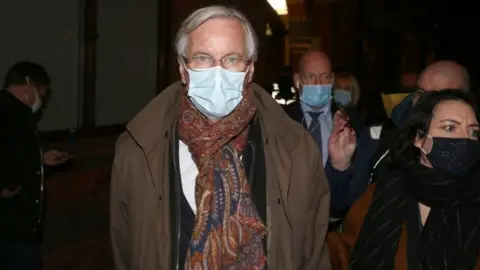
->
xmin=302 ymin=158 xmax=332 ymax=270
xmin=325 ymin=129 xmax=378 ymax=212
xmin=110 ymin=157 xmax=130 ymax=270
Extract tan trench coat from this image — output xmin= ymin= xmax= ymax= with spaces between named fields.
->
xmin=110 ymin=82 xmax=332 ymax=270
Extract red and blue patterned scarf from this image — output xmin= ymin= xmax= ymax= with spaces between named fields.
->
xmin=178 ymin=85 xmax=267 ymax=269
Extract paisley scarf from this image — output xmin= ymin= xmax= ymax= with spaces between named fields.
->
xmin=179 ymin=85 xmax=267 ymax=269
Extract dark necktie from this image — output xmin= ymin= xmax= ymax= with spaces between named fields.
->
xmin=308 ymin=112 xmax=323 ymax=153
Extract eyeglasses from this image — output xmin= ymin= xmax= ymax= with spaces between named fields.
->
xmin=183 ymin=54 xmax=250 ymax=72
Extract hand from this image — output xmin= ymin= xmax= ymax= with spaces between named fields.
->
xmin=0 ymin=186 xmax=22 ymax=198
xmin=43 ymin=150 xmax=72 ymax=166
xmin=328 ymin=111 xmax=357 ymax=171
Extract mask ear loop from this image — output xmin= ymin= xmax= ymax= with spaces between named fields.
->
xmin=24 ymin=76 xmax=31 ymax=103
xmin=417 ymin=129 xmax=429 ymax=155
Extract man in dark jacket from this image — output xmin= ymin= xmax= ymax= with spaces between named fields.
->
xmin=284 ymin=51 xmax=364 ymax=228
xmin=284 ymin=51 xmax=364 ymax=166
xmin=0 ymin=61 xmax=70 ymax=269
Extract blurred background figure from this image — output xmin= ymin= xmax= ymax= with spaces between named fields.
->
xmin=333 ymin=71 xmax=361 ymax=108
xmin=0 ymin=61 xmax=71 ymax=270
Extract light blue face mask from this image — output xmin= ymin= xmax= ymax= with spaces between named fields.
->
xmin=333 ymin=89 xmax=352 ymax=106
xmin=187 ymin=66 xmax=247 ymax=118
xmin=300 ymin=84 xmax=332 ymax=107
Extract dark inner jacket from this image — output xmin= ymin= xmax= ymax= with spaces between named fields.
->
xmin=0 ymin=90 xmax=43 ymax=242
xmin=174 ymin=116 xmax=266 ymax=267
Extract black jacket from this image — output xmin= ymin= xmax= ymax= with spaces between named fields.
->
xmin=0 ymin=90 xmax=44 ymax=242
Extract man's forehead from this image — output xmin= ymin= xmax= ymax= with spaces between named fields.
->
xmin=299 ymin=52 xmax=331 ymax=74
xmin=188 ymin=18 xmax=246 ymax=57
xmin=417 ymin=72 xmax=462 ymax=91
xmin=301 ymin=59 xmax=331 ymax=74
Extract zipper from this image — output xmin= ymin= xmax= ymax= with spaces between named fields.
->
xmin=37 ymin=146 xmax=44 ymax=225
xmin=247 ymin=141 xmax=256 ymax=187
xmin=171 ymin=135 xmax=181 ymax=270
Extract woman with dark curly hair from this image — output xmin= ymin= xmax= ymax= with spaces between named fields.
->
xmin=328 ymin=89 xmax=480 ymax=269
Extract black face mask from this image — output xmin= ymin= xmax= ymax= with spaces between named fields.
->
xmin=425 ymin=136 xmax=480 ymax=175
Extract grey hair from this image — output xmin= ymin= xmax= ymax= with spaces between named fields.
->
xmin=175 ymin=5 xmax=258 ymax=61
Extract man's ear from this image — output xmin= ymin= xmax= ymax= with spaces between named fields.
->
xmin=178 ymin=59 xmax=187 ymax=84
xmin=247 ymin=62 xmax=255 ymax=83
xmin=293 ymin=73 xmax=300 ymax=89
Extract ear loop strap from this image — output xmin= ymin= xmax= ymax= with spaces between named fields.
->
xmin=24 ymin=76 xmax=31 ymax=102
xmin=417 ymin=130 xmax=430 ymax=155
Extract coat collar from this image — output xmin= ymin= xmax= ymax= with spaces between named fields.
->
xmin=126 ymin=81 xmax=303 ymax=209
xmin=126 ymin=81 xmax=301 ymax=154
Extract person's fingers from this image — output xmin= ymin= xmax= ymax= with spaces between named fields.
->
xmin=333 ymin=121 xmax=347 ymax=132
xmin=336 ymin=109 xmax=349 ymax=121
xmin=330 ymin=127 xmax=344 ymax=142
xmin=337 ymin=128 xmax=349 ymax=143
xmin=0 ymin=186 xmax=22 ymax=198
xmin=333 ymin=111 xmax=342 ymax=121
xmin=348 ymin=131 xmax=357 ymax=145
xmin=334 ymin=113 xmax=346 ymax=123
xmin=331 ymin=125 xmax=348 ymax=143
xmin=11 ymin=186 xmax=22 ymax=195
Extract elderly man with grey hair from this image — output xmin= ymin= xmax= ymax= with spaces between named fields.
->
xmin=109 ymin=5 xmax=331 ymax=270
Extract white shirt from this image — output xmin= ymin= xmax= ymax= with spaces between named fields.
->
xmin=178 ymin=140 xmax=244 ymax=214
xmin=178 ymin=140 xmax=198 ymax=214
xmin=300 ymin=102 xmax=333 ymax=166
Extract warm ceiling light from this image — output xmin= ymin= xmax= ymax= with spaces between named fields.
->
xmin=267 ymin=0 xmax=288 ymax=15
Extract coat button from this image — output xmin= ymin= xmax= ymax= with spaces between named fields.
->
xmin=35 ymin=199 xmax=40 ymax=204
xmin=164 ymin=132 xmax=169 ymax=138
xmin=158 ymin=195 xmax=162 ymax=201
xmin=36 ymin=170 xmax=40 ymax=175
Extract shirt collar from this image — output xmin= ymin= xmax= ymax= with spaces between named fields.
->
xmin=300 ymin=100 xmax=331 ymax=115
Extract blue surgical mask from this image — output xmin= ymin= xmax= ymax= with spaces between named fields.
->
xmin=334 ymin=89 xmax=352 ymax=106
xmin=187 ymin=66 xmax=247 ymax=118
xmin=300 ymin=84 xmax=332 ymax=107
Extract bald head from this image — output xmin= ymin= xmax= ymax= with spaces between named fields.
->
xmin=294 ymin=51 xmax=333 ymax=90
xmin=298 ymin=51 xmax=331 ymax=73
xmin=417 ymin=60 xmax=470 ymax=91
